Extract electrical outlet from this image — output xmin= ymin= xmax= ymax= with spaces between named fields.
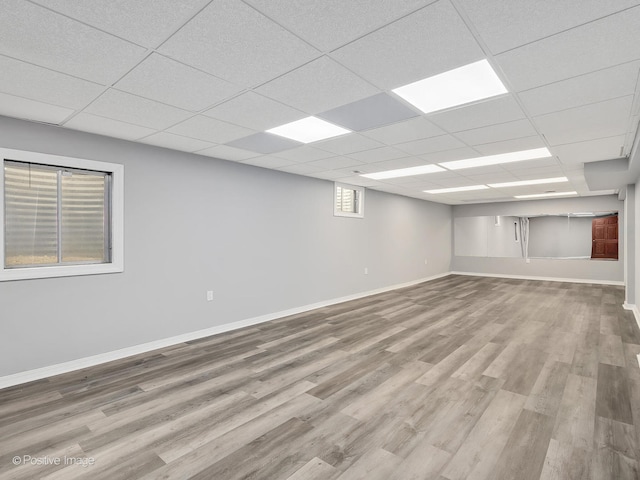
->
xmin=364 ymin=267 xmax=368 ymax=275
xmin=206 ymin=291 xmax=214 ymax=301
xmin=424 ymin=259 xmax=428 ymax=265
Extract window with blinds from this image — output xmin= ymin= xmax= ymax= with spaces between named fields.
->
xmin=4 ymin=160 xmax=111 ymax=268
xmin=334 ymin=182 xmax=364 ymax=218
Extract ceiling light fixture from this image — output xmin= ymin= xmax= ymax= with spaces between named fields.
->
xmin=266 ymin=116 xmax=351 ymax=143
xmin=361 ymin=164 xmax=445 ymax=180
xmin=487 ymin=176 xmax=568 ymax=188
xmin=392 ymin=59 xmax=507 ymax=114
xmin=424 ymin=185 xmax=489 ymax=194
xmin=514 ymin=191 xmax=578 ymax=199
xmin=439 ymin=147 xmax=552 ymax=170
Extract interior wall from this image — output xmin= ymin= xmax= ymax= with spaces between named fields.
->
xmin=454 ymin=215 xmax=521 ymax=258
xmin=528 ymin=216 xmax=593 ymax=258
xmin=0 ymin=116 xmax=452 ymax=377
xmin=452 ymin=196 xmax=624 ymax=283
xmin=634 ymin=183 xmax=640 ymax=306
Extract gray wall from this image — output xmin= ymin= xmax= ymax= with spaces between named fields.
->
xmin=528 ymin=216 xmax=593 ymax=258
xmin=452 ymin=196 xmax=624 ymax=283
xmin=454 ymin=215 xmax=522 ymax=258
xmin=0 ymin=116 xmax=452 ymax=376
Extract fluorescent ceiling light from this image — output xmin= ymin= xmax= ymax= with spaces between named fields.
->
xmin=439 ymin=147 xmax=552 ymax=170
xmin=266 ymin=116 xmax=351 ymax=143
xmin=488 ymin=177 xmax=568 ymax=188
xmin=514 ymin=191 xmax=578 ymax=199
xmin=424 ymin=185 xmax=489 ymax=194
xmin=361 ymin=164 xmax=445 ymax=180
xmin=392 ymin=59 xmax=507 ymax=114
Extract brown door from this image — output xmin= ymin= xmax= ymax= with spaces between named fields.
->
xmin=591 ymin=215 xmax=618 ymax=259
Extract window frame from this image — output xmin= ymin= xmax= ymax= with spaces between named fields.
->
xmin=334 ymin=182 xmax=365 ymax=219
xmin=0 ymin=148 xmax=124 ymax=281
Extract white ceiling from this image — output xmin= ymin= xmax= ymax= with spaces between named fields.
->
xmin=1 ymin=0 xmax=639 ymax=205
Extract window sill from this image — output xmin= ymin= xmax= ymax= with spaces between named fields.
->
xmin=0 ymin=262 xmax=123 ymax=282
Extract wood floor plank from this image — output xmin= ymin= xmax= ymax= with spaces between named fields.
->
xmin=1 ymin=276 xmax=639 ymax=480
xmin=442 ymin=388 xmax=526 ymax=480
xmin=491 ymin=409 xmax=556 ymax=480
xmin=596 ymin=363 xmax=634 ymax=425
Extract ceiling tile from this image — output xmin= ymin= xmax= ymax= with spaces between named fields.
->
xmin=533 ymin=96 xmax=633 ymax=146
xmin=347 ymin=146 xmax=408 ymax=163
xmin=139 ymin=132 xmax=215 ymax=152
xmin=317 ymin=93 xmax=418 ymax=131
xmin=360 ymin=117 xmax=445 ymax=145
xmin=243 ymin=0 xmax=436 ymax=52
xmin=306 ymin=156 xmax=365 ymax=170
xmin=396 ymin=134 xmax=466 ymax=156
xmin=552 ymin=135 xmax=626 ymax=165
xmin=419 ymin=147 xmax=484 ymax=164
xmin=196 ymin=145 xmax=260 ymax=161
xmin=204 ymin=92 xmax=305 ymax=131
xmin=0 ymin=91 xmax=73 ymax=125
xmin=428 ymin=95 xmax=526 ymax=132
xmin=168 ymin=115 xmax=255 ymax=143
xmin=308 ymin=170 xmax=351 ymax=180
xmin=518 ymin=61 xmax=640 ymax=116
xmin=500 ymin=157 xmax=561 ymax=171
xmin=85 ymin=89 xmax=191 ymax=130
xmin=330 ymin=0 xmax=485 ymax=89
xmin=0 ymin=0 xmax=146 ymax=84
xmin=226 ymin=133 xmax=301 ymax=154
xmin=332 ymin=175 xmax=383 ymax=187
xmin=256 ymin=57 xmax=379 ymax=114
xmin=457 ymin=0 xmax=640 ymax=54
xmin=315 ymin=134 xmax=384 ymax=155
xmin=31 ymin=0 xmax=210 ymax=47
xmin=461 ymin=172 xmax=520 ymax=183
xmin=115 ymin=54 xmax=241 ymax=111
xmin=158 ymin=0 xmax=319 ymax=87
xmin=472 ymin=136 xmax=548 ymax=156
xmin=277 ymin=163 xmax=327 ymax=175
xmin=454 ymin=119 xmax=538 ymax=146
xmin=64 ymin=113 xmax=156 ymax=140
xmin=496 ymin=7 xmax=640 ymax=91
xmin=367 ymin=156 xmax=438 ymax=172
xmin=0 ymin=55 xmax=104 ymax=110
xmin=272 ymin=146 xmax=335 ymax=162
xmin=241 ymin=156 xmax=296 ymax=169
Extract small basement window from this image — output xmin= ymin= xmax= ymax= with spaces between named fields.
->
xmin=0 ymin=148 xmax=123 ymax=281
xmin=334 ymin=182 xmax=364 ymax=218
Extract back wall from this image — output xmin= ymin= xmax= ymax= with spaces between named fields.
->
xmin=0 ymin=116 xmax=452 ymax=377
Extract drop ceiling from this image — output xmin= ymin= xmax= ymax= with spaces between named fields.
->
xmin=1 ymin=0 xmax=639 ymax=205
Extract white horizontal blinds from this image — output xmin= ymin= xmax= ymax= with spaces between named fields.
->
xmin=4 ymin=160 xmax=110 ymax=268
xmin=337 ymin=186 xmax=358 ymax=214
xmin=61 ymin=171 xmax=107 ymax=263
xmin=4 ymin=162 xmax=58 ymax=266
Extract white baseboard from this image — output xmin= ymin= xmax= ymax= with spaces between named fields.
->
xmin=623 ymin=303 xmax=640 ymax=330
xmin=0 ymin=272 xmax=452 ymax=390
xmin=623 ymin=304 xmax=640 ymax=368
xmin=451 ymin=271 xmax=625 ymax=286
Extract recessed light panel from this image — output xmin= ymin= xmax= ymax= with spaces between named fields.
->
xmin=392 ymin=59 xmax=507 ymax=114
xmin=514 ymin=191 xmax=578 ymax=199
xmin=361 ymin=164 xmax=445 ymax=180
xmin=488 ymin=177 xmax=568 ymax=188
xmin=424 ymin=185 xmax=489 ymax=194
xmin=439 ymin=147 xmax=552 ymax=170
xmin=266 ymin=116 xmax=351 ymax=143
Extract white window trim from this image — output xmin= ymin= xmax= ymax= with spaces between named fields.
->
xmin=334 ymin=182 xmax=365 ymax=218
xmin=0 ymin=148 xmax=124 ymax=282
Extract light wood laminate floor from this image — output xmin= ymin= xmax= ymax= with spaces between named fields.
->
xmin=1 ymin=275 xmax=640 ymax=479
